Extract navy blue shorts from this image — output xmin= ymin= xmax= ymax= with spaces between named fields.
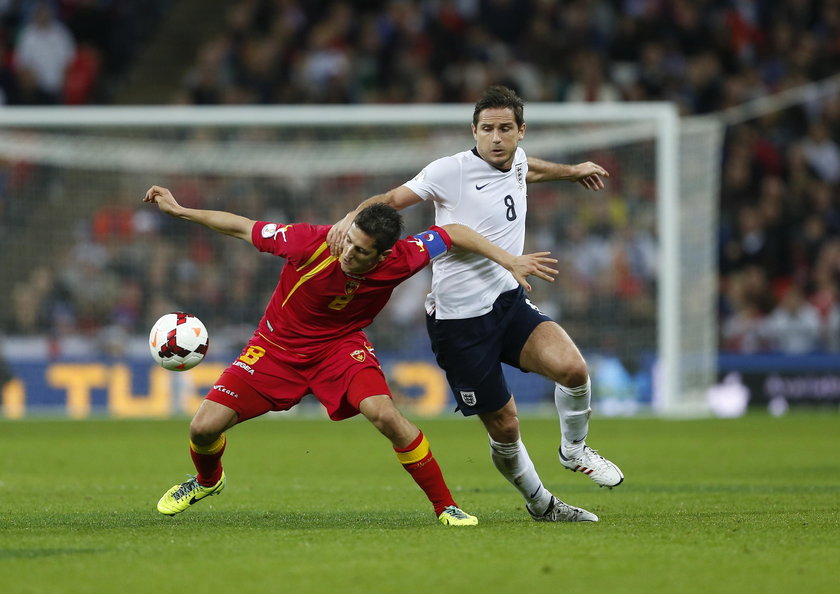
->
xmin=425 ymin=287 xmax=553 ymax=416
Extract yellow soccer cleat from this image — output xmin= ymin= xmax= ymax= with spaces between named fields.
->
xmin=438 ymin=505 xmax=478 ymax=526
xmin=157 ymin=472 xmax=226 ymax=516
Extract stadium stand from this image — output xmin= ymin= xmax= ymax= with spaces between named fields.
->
xmin=0 ymin=0 xmax=171 ymax=105
xmin=1 ymin=0 xmax=839 ymax=358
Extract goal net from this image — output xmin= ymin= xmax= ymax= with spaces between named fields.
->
xmin=0 ymin=104 xmax=721 ymax=418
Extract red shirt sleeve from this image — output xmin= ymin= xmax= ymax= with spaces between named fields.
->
xmin=251 ymin=222 xmax=330 ymax=264
xmin=386 ymin=225 xmax=453 ymax=279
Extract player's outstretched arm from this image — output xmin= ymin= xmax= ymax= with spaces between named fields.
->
xmin=442 ymin=224 xmax=558 ymax=292
xmin=327 ymin=186 xmax=424 ymax=257
xmin=143 ymin=185 xmax=256 ymax=243
xmin=526 ymin=157 xmax=609 ymax=190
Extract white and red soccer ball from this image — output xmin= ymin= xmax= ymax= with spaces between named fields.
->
xmin=148 ymin=312 xmax=209 ymax=371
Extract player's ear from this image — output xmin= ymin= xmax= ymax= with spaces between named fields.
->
xmin=518 ymin=122 xmax=526 ymax=140
xmin=378 ymin=249 xmax=392 ymax=262
xmin=471 ymin=123 xmax=478 ymax=140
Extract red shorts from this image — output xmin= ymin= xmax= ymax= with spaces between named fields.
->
xmin=205 ymin=331 xmax=390 ymax=422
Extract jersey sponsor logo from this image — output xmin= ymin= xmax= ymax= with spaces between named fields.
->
xmin=475 ymin=182 xmax=491 ymax=190
xmin=350 ymin=349 xmax=366 ymax=362
xmin=212 ymin=384 xmax=240 ymax=399
xmin=232 ymin=360 xmax=256 ymax=375
xmin=460 ymin=390 xmax=477 ymax=406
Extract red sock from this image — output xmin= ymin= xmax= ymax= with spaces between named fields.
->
xmin=190 ymin=434 xmax=226 ymax=487
xmin=394 ymin=431 xmax=456 ymax=516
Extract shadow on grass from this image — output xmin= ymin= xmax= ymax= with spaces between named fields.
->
xmin=621 ymin=483 xmax=840 ymax=494
xmin=0 ymin=547 xmax=106 ymax=559
xmin=1 ymin=509 xmax=470 ymax=532
xmin=163 ymin=509 xmax=441 ymax=530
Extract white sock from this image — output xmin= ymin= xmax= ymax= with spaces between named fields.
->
xmin=555 ymin=379 xmax=592 ymax=457
xmin=489 ymin=437 xmax=553 ymax=514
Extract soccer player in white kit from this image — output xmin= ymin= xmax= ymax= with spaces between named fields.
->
xmin=329 ymin=86 xmax=623 ymax=522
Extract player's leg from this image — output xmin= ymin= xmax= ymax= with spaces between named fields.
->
xmin=188 ymin=398 xmax=238 ymax=486
xmin=478 ymin=396 xmax=597 ymax=522
xmin=157 ymin=399 xmax=235 ymax=516
xmin=519 ymin=321 xmax=624 ymax=488
xmin=479 ymin=397 xmax=552 ymax=511
xmin=426 ymin=291 xmax=580 ymax=519
xmin=157 ymin=371 xmax=264 ymax=516
xmin=519 ymin=321 xmax=591 ymax=450
xmin=350 ymin=369 xmax=477 ymax=526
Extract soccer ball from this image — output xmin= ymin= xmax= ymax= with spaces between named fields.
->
xmin=149 ymin=312 xmax=209 ymax=371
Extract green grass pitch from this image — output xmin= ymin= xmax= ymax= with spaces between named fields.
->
xmin=1 ymin=412 xmax=838 ymax=593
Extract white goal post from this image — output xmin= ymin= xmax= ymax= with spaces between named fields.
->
xmin=0 ymin=102 xmax=721 ymax=417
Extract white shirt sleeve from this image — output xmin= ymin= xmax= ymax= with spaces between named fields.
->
xmin=403 ymin=156 xmax=462 ymax=212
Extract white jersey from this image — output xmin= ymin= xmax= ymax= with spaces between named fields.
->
xmin=403 ymin=146 xmax=528 ymax=319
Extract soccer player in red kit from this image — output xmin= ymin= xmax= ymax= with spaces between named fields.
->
xmin=143 ymin=185 xmax=557 ymax=526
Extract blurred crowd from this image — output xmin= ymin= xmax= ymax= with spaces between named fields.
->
xmin=173 ymin=0 xmax=839 ymax=110
xmin=2 ymin=0 xmax=840 ymax=358
xmin=0 ymin=0 xmax=168 ymax=105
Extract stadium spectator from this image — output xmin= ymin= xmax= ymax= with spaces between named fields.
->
xmin=0 ymin=43 xmax=15 ymax=103
xmin=13 ymin=0 xmax=75 ymax=104
xmin=799 ymin=121 xmax=840 ymax=184
xmin=564 ymin=50 xmax=621 ymax=103
xmin=762 ymin=284 xmax=822 ymax=354
xmin=721 ymin=266 xmax=773 ymax=354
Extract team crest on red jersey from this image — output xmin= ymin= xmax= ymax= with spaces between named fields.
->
xmin=344 ymin=279 xmax=360 ymax=294
xmin=350 ymin=349 xmax=366 ymax=362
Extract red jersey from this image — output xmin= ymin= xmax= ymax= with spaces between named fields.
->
xmin=250 ymin=221 xmax=451 ymax=357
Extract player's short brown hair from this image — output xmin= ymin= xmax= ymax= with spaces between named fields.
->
xmin=473 ymin=85 xmax=525 ymax=128
xmin=353 ymin=203 xmax=404 ymax=254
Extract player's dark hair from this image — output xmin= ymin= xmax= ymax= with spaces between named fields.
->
xmin=353 ymin=203 xmax=404 ymax=253
xmin=473 ymin=85 xmax=525 ymax=127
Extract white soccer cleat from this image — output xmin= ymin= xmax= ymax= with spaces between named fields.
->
xmin=559 ymin=445 xmax=624 ymax=488
xmin=527 ymin=495 xmax=598 ymax=522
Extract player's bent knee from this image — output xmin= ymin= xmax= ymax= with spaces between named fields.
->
xmin=563 ymin=359 xmax=589 ymax=387
xmin=189 ymin=406 xmax=234 ymax=444
xmin=189 ymin=422 xmax=223 ymax=446
xmin=359 ymin=394 xmax=396 ymax=425
xmin=361 ymin=397 xmax=416 ymax=444
xmin=481 ymin=407 xmax=521 ymax=443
